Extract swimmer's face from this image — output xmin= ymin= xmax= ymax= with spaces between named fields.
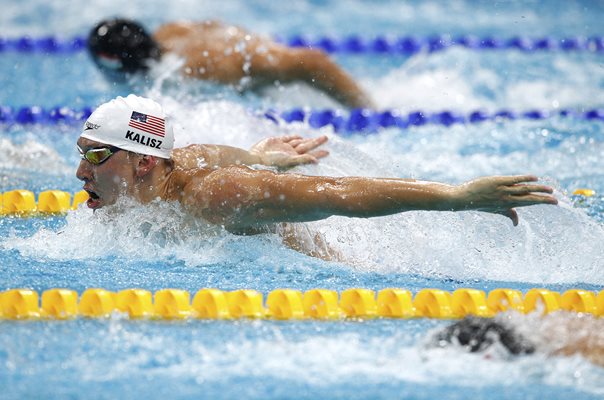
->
xmin=76 ymin=137 xmax=138 ymax=209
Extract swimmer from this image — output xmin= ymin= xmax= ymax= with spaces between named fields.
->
xmin=433 ymin=314 xmax=604 ymax=368
xmin=76 ymin=95 xmax=557 ymax=239
xmin=87 ymin=18 xmax=373 ymax=109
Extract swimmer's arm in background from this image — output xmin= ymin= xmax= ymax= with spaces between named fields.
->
xmin=539 ymin=316 xmax=604 ymax=367
xmin=552 ymin=333 xmax=604 ymax=367
xmin=178 ymin=135 xmax=328 ymax=169
xmin=188 ymin=169 xmax=557 ymax=230
xmin=251 ymin=46 xmax=375 ymax=109
xmin=438 ymin=316 xmax=604 ymax=368
xmin=154 ymin=21 xmax=372 ymax=108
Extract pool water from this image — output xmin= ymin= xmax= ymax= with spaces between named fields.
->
xmin=1 ymin=1 xmax=604 ymax=399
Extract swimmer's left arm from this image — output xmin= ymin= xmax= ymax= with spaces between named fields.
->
xmin=189 ymin=168 xmax=557 ymax=230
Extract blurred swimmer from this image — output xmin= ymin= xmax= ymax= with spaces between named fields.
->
xmin=87 ymin=18 xmax=373 ymax=108
xmin=433 ymin=313 xmax=604 ymax=368
xmin=76 ymin=95 xmax=558 ymax=237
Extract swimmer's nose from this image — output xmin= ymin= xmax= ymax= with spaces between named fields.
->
xmin=76 ymin=159 xmax=92 ymax=181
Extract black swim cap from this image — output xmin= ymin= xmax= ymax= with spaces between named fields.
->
xmin=434 ymin=316 xmax=535 ymax=355
xmin=88 ymin=18 xmax=161 ymax=74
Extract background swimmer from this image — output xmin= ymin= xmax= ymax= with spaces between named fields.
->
xmin=76 ymin=95 xmax=558 ymax=237
xmin=87 ymin=18 xmax=373 ymax=108
xmin=433 ymin=314 xmax=604 ymax=368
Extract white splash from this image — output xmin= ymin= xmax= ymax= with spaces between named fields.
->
xmin=0 ymin=137 xmax=70 ymax=173
xmin=60 ymin=318 xmax=604 ymax=396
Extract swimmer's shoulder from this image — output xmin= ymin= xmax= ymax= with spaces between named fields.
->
xmin=171 ymin=144 xmax=213 ymax=171
xmin=154 ymin=20 xmax=227 ymax=39
xmin=161 ymin=147 xmax=213 ymax=202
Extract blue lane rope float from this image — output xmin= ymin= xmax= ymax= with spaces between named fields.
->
xmin=1 ymin=287 xmax=602 ymax=320
xmin=283 ymin=34 xmax=604 ymax=54
xmin=0 ymin=36 xmax=86 ymax=53
xmin=0 ymin=105 xmax=93 ymax=125
xmin=1 ymin=104 xmax=603 ymax=134
xmin=0 ymin=34 xmax=602 ymax=55
xmin=269 ymin=108 xmax=604 ymax=134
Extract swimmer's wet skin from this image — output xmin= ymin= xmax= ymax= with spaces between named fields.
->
xmin=76 ymin=95 xmax=558 ymax=228
xmin=87 ymin=18 xmax=373 ymax=108
xmin=76 ymin=95 xmax=557 ymax=233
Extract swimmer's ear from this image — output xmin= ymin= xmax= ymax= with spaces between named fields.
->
xmin=135 ymin=155 xmax=158 ymax=178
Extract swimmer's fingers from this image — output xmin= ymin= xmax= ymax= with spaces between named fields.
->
xmin=505 ymin=193 xmax=558 ymax=206
xmin=309 ymin=149 xmax=330 ymax=160
xmin=290 ymin=136 xmax=329 ymax=154
xmin=280 ymin=135 xmax=303 ymax=143
xmin=497 ymin=208 xmax=519 ymax=226
xmin=278 ymin=150 xmax=329 ymax=168
xmin=502 ymin=184 xmax=554 ymax=195
xmin=490 ymin=194 xmax=557 ymax=225
xmin=493 ymin=175 xmax=539 ymax=185
xmin=281 ymin=154 xmax=321 ymax=167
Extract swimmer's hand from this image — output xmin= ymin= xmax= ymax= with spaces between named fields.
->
xmin=249 ymin=135 xmax=329 ymax=169
xmin=454 ymin=175 xmax=558 ymax=226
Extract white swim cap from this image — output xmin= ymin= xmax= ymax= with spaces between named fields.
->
xmin=80 ymin=94 xmax=174 ymax=159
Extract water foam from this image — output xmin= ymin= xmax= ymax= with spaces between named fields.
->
xmin=3 ymin=97 xmax=602 ymax=284
xmin=0 ymin=137 xmax=70 ymax=174
xmin=3 ymin=198 xmax=261 ymax=266
xmin=55 ymin=318 xmax=604 ymax=396
xmin=368 ymin=50 xmax=604 ymax=112
xmin=4 ymin=178 xmax=602 ymax=285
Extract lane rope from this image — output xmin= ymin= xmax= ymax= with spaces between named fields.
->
xmin=0 ymin=34 xmax=602 ymax=55
xmin=1 ymin=105 xmax=603 ymax=134
xmin=1 ymin=287 xmax=602 ymax=320
xmin=1 ymin=189 xmax=87 ymax=215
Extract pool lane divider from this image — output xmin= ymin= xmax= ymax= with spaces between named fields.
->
xmin=0 ymin=188 xmax=596 ymax=217
xmin=1 ymin=35 xmax=603 ymax=55
xmin=0 ymin=288 xmax=602 ymax=321
xmin=1 ymin=105 xmax=603 ymax=135
xmin=0 ymin=190 xmax=88 ymax=215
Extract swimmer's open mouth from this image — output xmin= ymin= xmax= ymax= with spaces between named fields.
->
xmin=85 ymin=189 xmax=100 ymax=200
xmin=84 ymin=188 xmax=101 ymax=209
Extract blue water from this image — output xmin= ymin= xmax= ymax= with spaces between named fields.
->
xmin=1 ymin=0 xmax=604 ymax=399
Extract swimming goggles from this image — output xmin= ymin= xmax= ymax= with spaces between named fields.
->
xmin=77 ymin=144 xmax=122 ymax=165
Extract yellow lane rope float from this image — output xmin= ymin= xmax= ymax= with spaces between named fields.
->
xmin=0 ymin=190 xmax=88 ymax=215
xmin=0 ymin=288 xmax=602 ymax=321
xmin=572 ymin=188 xmax=596 ymax=197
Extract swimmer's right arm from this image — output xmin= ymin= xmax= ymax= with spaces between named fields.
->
xmin=252 ymin=47 xmax=374 ymax=109
xmin=175 ymin=135 xmax=328 ymax=169
xmin=185 ymin=168 xmax=557 ymax=230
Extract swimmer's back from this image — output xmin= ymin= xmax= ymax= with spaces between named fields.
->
xmin=153 ymin=21 xmax=284 ymax=82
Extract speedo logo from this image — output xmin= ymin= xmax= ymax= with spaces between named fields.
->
xmin=125 ymin=130 xmax=162 ymax=149
xmin=84 ymin=121 xmax=100 ymax=130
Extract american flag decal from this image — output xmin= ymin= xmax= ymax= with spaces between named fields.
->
xmin=128 ymin=111 xmax=165 ymax=137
